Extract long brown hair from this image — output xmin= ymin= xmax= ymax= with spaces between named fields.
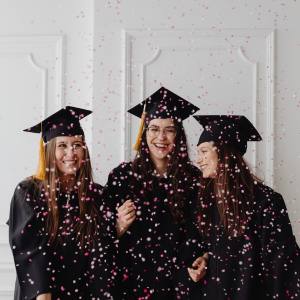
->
xmin=41 ymin=137 xmax=99 ymax=248
xmin=198 ymin=144 xmax=260 ymax=237
xmin=132 ymin=119 xmax=197 ymax=223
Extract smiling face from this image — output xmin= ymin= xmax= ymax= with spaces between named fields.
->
xmin=146 ymin=118 xmax=176 ymax=167
xmin=196 ymin=141 xmax=218 ymax=178
xmin=55 ymin=136 xmax=85 ymax=176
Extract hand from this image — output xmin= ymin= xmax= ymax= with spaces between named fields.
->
xmin=116 ymin=199 xmax=136 ymax=238
xmin=37 ymin=293 xmax=51 ymax=300
xmin=187 ymin=252 xmax=209 ymax=282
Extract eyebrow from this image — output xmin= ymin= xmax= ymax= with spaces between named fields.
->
xmin=148 ymin=125 xmax=176 ymax=128
xmin=56 ymin=140 xmax=83 ymax=144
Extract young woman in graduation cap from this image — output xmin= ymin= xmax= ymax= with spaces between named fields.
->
xmin=192 ymin=115 xmax=300 ymax=299
xmin=8 ymin=106 xmax=116 ymax=300
xmin=103 ymin=87 xmax=208 ymax=299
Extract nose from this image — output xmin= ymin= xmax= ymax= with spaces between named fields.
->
xmin=64 ymin=145 xmax=76 ymax=157
xmin=157 ymin=129 xmax=167 ymax=139
xmin=196 ymin=153 xmax=203 ymax=165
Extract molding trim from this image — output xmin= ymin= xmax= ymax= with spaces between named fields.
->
xmin=122 ymin=28 xmax=275 ymax=185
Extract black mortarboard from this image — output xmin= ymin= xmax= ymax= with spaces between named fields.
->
xmin=128 ymin=86 xmax=199 ymax=122
xmin=128 ymin=86 xmax=199 ymax=150
xmin=193 ymin=115 xmax=262 ymax=155
xmin=24 ymin=106 xmax=92 ymax=143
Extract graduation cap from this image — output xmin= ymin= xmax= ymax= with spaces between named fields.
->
xmin=193 ymin=115 xmax=262 ymax=155
xmin=128 ymin=86 xmax=200 ymax=150
xmin=24 ymin=106 xmax=92 ymax=180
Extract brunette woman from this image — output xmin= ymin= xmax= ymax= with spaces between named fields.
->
xmin=104 ymin=87 xmax=207 ymax=300
xmin=8 ymin=106 xmax=116 ymax=300
xmin=193 ymin=115 xmax=300 ymax=299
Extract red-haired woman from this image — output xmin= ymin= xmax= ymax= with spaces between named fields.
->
xmin=193 ymin=115 xmax=300 ymax=299
xmin=9 ymin=107 xmax=116 ymax=300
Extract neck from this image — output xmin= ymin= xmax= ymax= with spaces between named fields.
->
xmin=151 ymin=157 xmax=168 ymax=176
xmin=59 ymin=174 xmax=76 ymax=192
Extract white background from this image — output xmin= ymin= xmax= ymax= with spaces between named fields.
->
xmin=0 ymin=0 xmax=299 ymax=298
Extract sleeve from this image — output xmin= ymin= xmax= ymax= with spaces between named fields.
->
xmin=259 ymin=191 xmax=300 ymax=298
xmin=87 ymin=184 xmax=119 ymax=299
xmin=101 ymin=163 xmax=134 ymax=238
xmin=8 ymin=182 xmax=52 ymax=299
xmin=173 ymin=187 xmax=207 ymax=299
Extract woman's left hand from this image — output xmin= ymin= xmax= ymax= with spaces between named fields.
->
xmin=187 ymin=252 xmax=209 ymax=282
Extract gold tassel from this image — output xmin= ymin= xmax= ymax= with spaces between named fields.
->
xmin=35 ymin=136 xmax=46 ymax=180
xmin=133 ymin=103 xmax=147 ymax=151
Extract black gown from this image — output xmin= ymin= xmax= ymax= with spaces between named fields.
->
xmin=103 ymin=162 xmax=204 ymax=300
xmin=8 ymin=178 xmax=117 ymax=300
xmin=192 ymin=182 xmax=300 ymax=300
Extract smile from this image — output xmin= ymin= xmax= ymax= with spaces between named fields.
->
xmin=153 ymin=143 xmax=169 ymax=150
xmin=63 ymin=160 xmax=77 ymax=164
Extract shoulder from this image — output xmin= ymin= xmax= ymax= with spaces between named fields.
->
xmin=253 ymin=182 xmax=287 ymax=214
xmin=184 ymin=163 xmax=201 ymax=191
xmin=87 ymin=182 xmax=103 ymax=198
xmin=254 ymin=182 xmax=284 ymax=202
xmin=10 ymin=178 xmax=41 ymax=224
xmin=13 ymin=177 xmax=41 ymax=200
xmin=107 ymin=161 xmax=134 ymax=181
xmin=110 ymin=161 xmax=133 ymax=174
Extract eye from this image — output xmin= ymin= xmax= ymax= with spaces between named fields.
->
xmin=148 ymin=127 xmax=159 ymax=133
xmin=165 ymin=127 xmax=176 ymax=134
xmin=73 ymin=143 xmax=83 ymax=149
xmin=57 ymin=143 xmax=67 ymax=148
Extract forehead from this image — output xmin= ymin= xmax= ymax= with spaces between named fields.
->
xmin=197 ymin=141 xmax=215 ymax=150
xmin=55 ymin=135 xmax=83 ymax=143
xmin=148 ymin=118 xmax=175 ymax=127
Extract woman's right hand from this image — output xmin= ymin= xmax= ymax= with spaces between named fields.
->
xmin=116 ymin=199 xmax=136 ymax=238
xmin=37 ymin=293 xmax=51 ymax=300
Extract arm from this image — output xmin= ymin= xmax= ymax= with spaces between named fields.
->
xmin=174 ymin=188 xmax=208 ymax=297
xmin=8 ymin=181 xmax=52 ymax=299
xmin=259 ymin=190 xmax=300 ymax=298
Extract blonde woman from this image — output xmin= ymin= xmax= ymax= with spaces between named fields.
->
xmin=9 ymin=107 xmax=116 ymax=300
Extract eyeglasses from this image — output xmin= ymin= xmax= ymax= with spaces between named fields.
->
xmin=146 ymin=126 xmax=177 ymax=138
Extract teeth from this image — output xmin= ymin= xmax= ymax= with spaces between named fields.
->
xmin=64 ymin=161 xmax=76 ymax=164
xmin=154 ymin=144 xmax=167 ymax=148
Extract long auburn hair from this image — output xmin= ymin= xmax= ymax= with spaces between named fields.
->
xmin=40 ymin=136 xmax=99 ymax=248
xmin=198 ymin=143 xmax=260 ymax=237
xmin=132 ymin=119 xmax=197 ymax=223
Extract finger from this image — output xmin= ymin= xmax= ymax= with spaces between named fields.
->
xmin=119 ymin=203 xmax=136 ymax=214
xmin=125 ymin=211 xmax=136 ymax=221
xmin=203 ymin=252 xmax=209 ymax=260
xmin=118 ymin=200 xmax=133 ymax=209
xmin=124 ymin=199 xmax=135 ymax=207
xmin=120 ymin=206 xmax=135 ymax=215
xmin=120 ymin=209 xmax=135 ymax=218
xmin=192 ymin=257 xmax=204 ymax=268
xmin=187 ymin=268 xmax=200 ymax=282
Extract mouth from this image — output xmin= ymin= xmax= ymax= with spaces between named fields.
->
xmin=63 ymin=160 xmax=77 ymax=165
xmin=199 ymin=164 xmax=207 ymax=170
xmin=153 ymin=143 xmax=169 ymax=151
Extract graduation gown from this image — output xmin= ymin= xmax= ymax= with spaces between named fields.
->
xmin=103 ymin=162 xmax=204 ymax=300
xmin=8 ymin=179 xmax=117 ymax=300
xmin=193 ymin=182 xmax=300 ymax=300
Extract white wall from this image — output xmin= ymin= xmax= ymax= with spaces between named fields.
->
xmin=0 ymin=0 xmax=299 ymax=298
xmin=93 ymin=0 xmax=300 ymax=241
xmin=0 ymin=0 xmax=94 ymax=297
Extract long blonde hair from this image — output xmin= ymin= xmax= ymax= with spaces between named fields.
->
xmin=41 ymin=137 xmax=99 ymax=248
